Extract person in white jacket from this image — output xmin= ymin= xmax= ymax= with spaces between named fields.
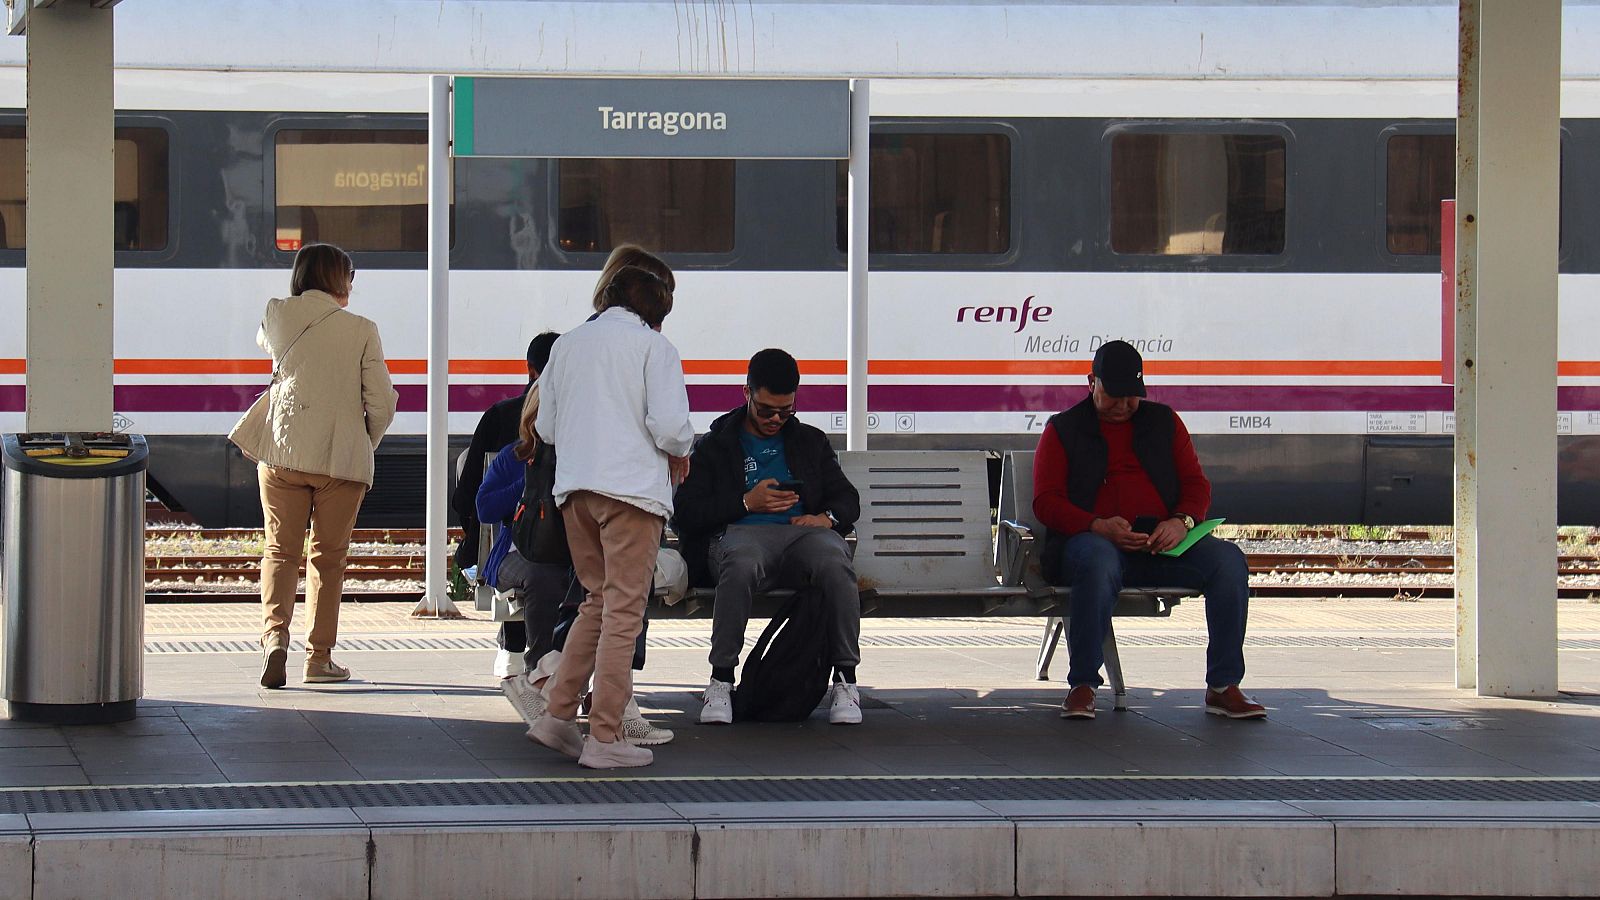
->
xmin=528 ymin=263 xmax=694 ymax=769
xmin=229 ymin=243 xmax=398 ymax=690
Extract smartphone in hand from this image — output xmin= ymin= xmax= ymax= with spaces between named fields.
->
xmin=774 ymin=480 xmax=805 ymax=493
xmin=1131 ymin=516 xmax=1160 ymax=535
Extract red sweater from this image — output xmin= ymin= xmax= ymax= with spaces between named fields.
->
xmin=1031 ymin=413 xmax=1211 ymax=536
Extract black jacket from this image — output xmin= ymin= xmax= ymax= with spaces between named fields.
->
xmin=672 ymin=407 xmax=860 ymax=587
xmin=451 ymin=383 xmax=531 ymax=568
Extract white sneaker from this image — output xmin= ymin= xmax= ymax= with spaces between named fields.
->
xmin=578 ymin=735 xmax=653 ymax=769
xmin=828 ymin=682 xmax=863 ymax=725
xmin=492 ymin=649 xmax=525 ymax=678
xmin=500 ymin=673 xmax=547 ymax=727
xmin=527 ymin=715 xmax=583 ymax=759
xmin=621 ymin=715 xmax=675 ymax=746
xmin=700 ymin=678 xmax=734 ymax=725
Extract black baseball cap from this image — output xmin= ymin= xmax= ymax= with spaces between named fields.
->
xmin=1092 ymin=340 xmax=1147 ymax=398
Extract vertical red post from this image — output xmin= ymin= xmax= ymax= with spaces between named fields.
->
xmin=1442 ymin=199 xmax=1456 ymax=385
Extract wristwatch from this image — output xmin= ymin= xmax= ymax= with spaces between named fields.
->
xmin=1174 ymin=513 xmax=1196 ymax=530
xmin=824 ymin=510 xmax=839 ymax=526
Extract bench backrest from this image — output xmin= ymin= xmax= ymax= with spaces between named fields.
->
xmin=1000 ymin=450 xmax=1042 ymax=533
xmin=840 ymin=450 xmax=997 ymax=590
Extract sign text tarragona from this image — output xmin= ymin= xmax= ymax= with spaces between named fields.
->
xmin=598 ymin=107 xmax=728 ymax=136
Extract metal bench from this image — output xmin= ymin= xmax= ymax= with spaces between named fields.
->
xmin=997 ymin=450 xmax=1197 ymax=710
xmin=666 ymin=450 xmax=1031 ymax=618
xmin=842 ymin=450 xmax=1032 ymax=616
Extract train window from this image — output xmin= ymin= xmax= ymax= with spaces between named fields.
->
xmin=1110 ymin=132 xmax=1286 ymax=255
xmin=0 ymin=126 xmax=19 ymax=250
xmin=834 ymin=133 xmax=1011 ymax=253
xmin=557 ymin=159 xmax=734 ymax=253
xmin=275 ymin=129 xmax=449 ymax=252
xmin=1385 ymin=134 xmax=1454 ymax=255
xmin=0 ymin=125 xmax=170 ymax=251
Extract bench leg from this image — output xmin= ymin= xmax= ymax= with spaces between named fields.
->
xmin=1036 ymin=617 xmax=1065 ymax=680
xmin=1103 ymin=622 xmax=1127 ymax=711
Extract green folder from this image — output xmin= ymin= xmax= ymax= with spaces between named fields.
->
xmin=1159 ymin=517 xmax=1225 ymax=557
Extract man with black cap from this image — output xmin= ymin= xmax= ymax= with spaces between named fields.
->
xmin=1031 ymin=340 xmax=1262 ymax=720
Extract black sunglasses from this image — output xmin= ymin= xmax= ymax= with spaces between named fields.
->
xmin=750 ymin=400 xmax=796 ymax=421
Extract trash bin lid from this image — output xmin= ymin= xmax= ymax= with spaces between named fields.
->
xmin=1 ymin=433 xmax=148 ymax=478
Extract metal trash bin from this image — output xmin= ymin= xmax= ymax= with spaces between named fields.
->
xmin=0 ymin=433 xmax=146 ymax=724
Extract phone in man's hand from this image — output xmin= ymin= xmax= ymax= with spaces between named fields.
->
xmin=1131 ymin=516 xmax=1160 ymax=535
xmin=774 ymin=480 xmax=805 ymax=493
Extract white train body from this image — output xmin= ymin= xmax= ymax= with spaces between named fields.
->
xmin=0 ymin=1 xmax=1593 ymax=524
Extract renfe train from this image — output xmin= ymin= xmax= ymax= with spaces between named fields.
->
xmin=1 ymin=1 xmax=1598 ymax=527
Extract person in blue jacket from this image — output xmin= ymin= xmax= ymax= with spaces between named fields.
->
xmin=477 ymin=386 xmax=673 ymax=746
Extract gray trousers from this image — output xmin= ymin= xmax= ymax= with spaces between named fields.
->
xmin=493 ymin=550 xmax=570 ymax=671
xmin=708 ymin=524 xmax=861 ymax=671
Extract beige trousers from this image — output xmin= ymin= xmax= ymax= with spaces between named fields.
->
xmin=546 ymin=491 xmax=662 ymax=743
xmin=258 ymin=463 xmax=367 ymax=658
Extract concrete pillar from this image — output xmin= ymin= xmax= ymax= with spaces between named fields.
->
xmin=1453 ymin=0 xmax=1480 ymax=689
xmin=1458 ymin=0 xmax=1561 ymax=697
xmin=24 ymin=0 xmax=115 ymax=432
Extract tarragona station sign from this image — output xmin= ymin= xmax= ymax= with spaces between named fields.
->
xmin=451 ymin=77 xmax=849 ymax=160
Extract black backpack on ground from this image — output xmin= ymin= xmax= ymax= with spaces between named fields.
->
xmin=733 ymin=590 xmax=833 ymax=722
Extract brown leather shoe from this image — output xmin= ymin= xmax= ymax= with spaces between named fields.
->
xmin=1060 ymin=684 xmax=1096 ymax=720
xmin=1205 ymin=685 xmax=1267 ymax=719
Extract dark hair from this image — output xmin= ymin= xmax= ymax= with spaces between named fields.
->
xmin=289 ymin=243 xmax=354 ymax=298
xmin=527 ymin=331 xmax=559 ymax=375
xmin=747 ymin=348 xmax=800 ymax=395
xmin=592 ymin=244 xmax=675 ymax=311
xmin=599 ymin=266 xmax=674 ymax=328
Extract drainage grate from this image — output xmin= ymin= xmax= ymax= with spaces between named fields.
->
xmin=2 ymin=777 xmax=1598 ymax=814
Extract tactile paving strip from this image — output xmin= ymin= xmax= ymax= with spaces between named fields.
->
xmin=141 ymin=634 xmax=1600 ymax=654
xmin=3 ymin=776 xmax=1599 ymax=814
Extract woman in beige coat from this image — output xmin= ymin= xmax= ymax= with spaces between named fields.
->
xmin=230 ymin=243 xmax=398 ymax=689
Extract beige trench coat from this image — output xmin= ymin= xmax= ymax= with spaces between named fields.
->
xmin=228 ymin=290 xmax=398 ymax=487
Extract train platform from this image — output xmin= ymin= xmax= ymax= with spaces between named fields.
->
xmin=0 ymin=597 xmax=1596 ymax=896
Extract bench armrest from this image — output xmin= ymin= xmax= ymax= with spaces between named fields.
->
xmin=997 ymin=519 xmax=1031 ymax=587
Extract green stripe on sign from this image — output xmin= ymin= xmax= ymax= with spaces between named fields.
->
xmin=453 ymin=77 xmax=475 ymax=156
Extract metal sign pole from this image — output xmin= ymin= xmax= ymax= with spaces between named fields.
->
xmin=414 ymin=74 xmax=460 ymax=618
xmin=846 ymin=79 xmax=870 ymax=450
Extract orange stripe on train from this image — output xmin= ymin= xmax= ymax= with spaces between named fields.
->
xmin=1 ymin=359 xmax=1597 ymax=378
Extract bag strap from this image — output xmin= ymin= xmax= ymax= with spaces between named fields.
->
xmin=744 ymin=591 xmax=803 ymax=664
xmin=269 ymin=308 xmax=341 ymax=383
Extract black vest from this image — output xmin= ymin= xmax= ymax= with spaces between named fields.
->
xmin=1046 ymin=395 xmax=1181 ymax=518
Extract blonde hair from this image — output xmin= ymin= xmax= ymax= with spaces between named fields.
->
xmin=591 ymin=244 xmax=674 ymax=311
xmin=289 ymin=243 xmax=354 ymax=298
xmin=513 ymin=384 xmax=541 ymax=462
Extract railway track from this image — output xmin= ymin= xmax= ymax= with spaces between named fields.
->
xmin=138 ymin=530 xmax=1600 ymax=598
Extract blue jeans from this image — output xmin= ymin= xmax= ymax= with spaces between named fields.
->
xmin=1054 ymin=533 xmax=1249 ymax=690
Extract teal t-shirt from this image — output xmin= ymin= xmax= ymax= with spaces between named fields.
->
xmin=739 ymin=430 xmax=803 ymax=525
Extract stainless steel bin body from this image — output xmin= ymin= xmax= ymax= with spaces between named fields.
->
xmin=0 ymin=433 xmax=146 ymax=723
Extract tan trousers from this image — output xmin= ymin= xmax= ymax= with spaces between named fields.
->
xmin=258 ymin=464 xmax=367 ymax=658
xmin=546 ymin=491 xmax=662 ymax=743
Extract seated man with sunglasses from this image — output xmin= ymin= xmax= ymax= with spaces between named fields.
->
xmin=672 ymin=349 xmax=863 ymax=725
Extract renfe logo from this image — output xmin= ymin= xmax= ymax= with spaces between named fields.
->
xmin=955 ymin=295 xmax=1053 ymax=333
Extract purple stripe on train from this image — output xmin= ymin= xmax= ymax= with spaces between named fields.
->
xmin=2 ymin=383 xmax=1599 ymax=415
